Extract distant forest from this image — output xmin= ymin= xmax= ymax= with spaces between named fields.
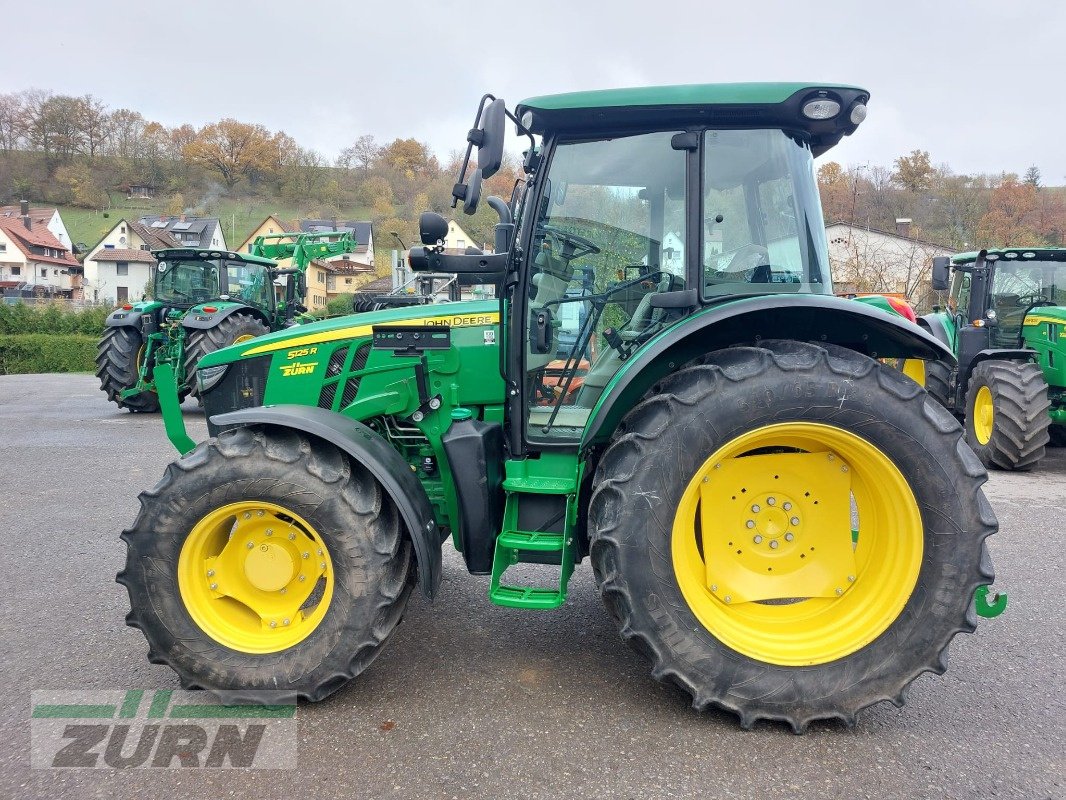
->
xmin=1 ymin=89 xmax=1063 ymax=254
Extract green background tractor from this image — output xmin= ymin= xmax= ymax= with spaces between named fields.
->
xmin=919 ymin=248 xmax=1064 ymax=469
xmin=118 ymin=83 xmax=1000 ymax=732
xmin=96 ymin=232 xmax=359 ymax=412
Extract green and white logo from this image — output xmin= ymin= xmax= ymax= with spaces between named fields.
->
xmin=31 ymin=690 xmax=296 ymax=769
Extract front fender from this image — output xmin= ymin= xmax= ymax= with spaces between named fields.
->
xmin=581 ymin=294 xmax=955 ymax=448
xmin=209 ymin=405 xmax=442 ymax=600
xmin=104 ymin=302 xmax=162 ymax=327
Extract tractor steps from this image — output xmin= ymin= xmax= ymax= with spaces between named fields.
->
xmin=489 ymin=529 xmax=574 ymax=609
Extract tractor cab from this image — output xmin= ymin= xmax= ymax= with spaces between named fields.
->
xmin=153 ymin=249 xmax=277 ymax=314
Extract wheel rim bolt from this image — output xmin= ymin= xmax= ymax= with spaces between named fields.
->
xmin=303 ymin=553 xmax=310 ymax=559
xmin=841 ymin=465 xmax=849 ymax=473
xmin=848 ymin=575 xmax=856 ymax=582
xmin=247 ymin=542 xmax=255 ymax=549
xmin=791 ymin=517 xmax=800 ymax=526
xmin=753 ymin=535 xmax=763 ymax=544
xmin=724 ymin=596 xmax=732 ymax=603
xmin=283 ymin=619 xmax=290 ymax=626
xmin=746 ymin=520 xmax=755 ymax=529
xmin=269 ymin=621 xmax=277 ymax=628
xmin=711 ymin=584 xmax=718 ymax=592
xmin=288 ymin=533 xmax=296 ymax=541
xmin=266 ymin=529 xmax=273 ymax=536
xmin=317 ymin=549 xmax=324 ymax=556
xmin=784 ymin=533 xmax=794 ymax=542
xmin=209 ymin=583 xmax=218 ymax=590
xmin=257 ymin=510 xmax=264 ymax=517
xmin=836 ymin=588 xmax=844 ymax=596
xmin=279 ymin=588 xmax=286 ymax=595
xmin=298 ymin=575 xmax=306 ymax=582
xmin=244 ymin=513 xmax=251 ymax=519
xmin=751 ymin=504 xmax=760 ymax=513
xmin=320 ymin=563 xmax=326 ymax=570
xmin=769 ymin=540 xmax=779 ymax=549
xmin=783 ymin=502 xmax=792 ymax=511
xmin=767 ymin=497 xmax=776 ymax=506
xmin=206 ymin=569 xmax=215 ymax=577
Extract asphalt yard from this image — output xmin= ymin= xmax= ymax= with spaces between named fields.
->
xmin=1 ymin=373 xmax=1062 ymax=799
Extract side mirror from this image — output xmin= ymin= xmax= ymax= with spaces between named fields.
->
xmin=462 ymin=170 xmax=483 ymax=215
xmin=931 ymin=256 xmax=950 ymax=291
xmin=476 ymin=98 xmax=506 ymax=179
xmin=419 ymin=212 xmax=450 ymax=246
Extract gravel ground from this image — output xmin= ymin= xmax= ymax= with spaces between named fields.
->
xmin=1 ymin=373 xmax=1062 ymax=800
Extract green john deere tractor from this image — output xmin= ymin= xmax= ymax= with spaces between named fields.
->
xmin=919 ymin=248 xmax=1065 ymax=469
xmin=96 ymin=232 xmax=358 ymax=412
xmin=118 ymin=84 xmax=1003 ymax=732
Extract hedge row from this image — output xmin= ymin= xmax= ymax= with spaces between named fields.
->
xmin=0 ymin=302 xmax=111 ymax=336
xmin=0 ymin=334 xmax=98 ymax=374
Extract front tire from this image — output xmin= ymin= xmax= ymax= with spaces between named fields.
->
xmin=117 ymin=426 xmax=414 ymax=701
xmin=588 ymin=341 xmax=996 ymax=732
xmin=964 ymin=360 xmax=1050 ymax=470
xmin=184 ymin=313 xmax=269 ymax=399
xmin=96 ymin=326 xmax=160 ymax=412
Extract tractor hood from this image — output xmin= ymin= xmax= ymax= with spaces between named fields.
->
xmin=1024 ymin=305 xmax=1066 ymax=325
xmin=198 ymin=299 xmax=500 ymax=367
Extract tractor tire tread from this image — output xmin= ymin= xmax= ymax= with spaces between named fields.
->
xmin=96 ymin=326 xmax=160 ymax=412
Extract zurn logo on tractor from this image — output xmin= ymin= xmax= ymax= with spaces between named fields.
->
xmin=119 ymin=83 xmax=1005 ymax=734
xmin=30 ymin=690 xmax=296 ymax=769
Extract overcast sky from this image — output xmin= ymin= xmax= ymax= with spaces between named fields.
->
xmin=5 ymin=0 xmax=1064 ymax=180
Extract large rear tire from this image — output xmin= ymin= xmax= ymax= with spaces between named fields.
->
xmin=184 ymin=313 xmax=269 ymax=399
xmin=588 ymin=341 xmax=996 ymax=732
xmin=117 ymin=426 xmax=415 ymax=702
xmin=96 ymin=326 xmax=160 ymax=413
xmin=964 ymin=360 xmax=1050 ymax=470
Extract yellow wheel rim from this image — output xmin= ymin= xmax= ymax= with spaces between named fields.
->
xmin=973 ymin=386 xmax=994 ymax=445
xmin=177 ymin=501 xmax=334 ymax=654
xmin=232 ymin=333 xmax=256 ymax=345
xmin=671 ymin=422 xmax=923 ymax=666
xmin=901 ymin=358 xmax=926 ymax=387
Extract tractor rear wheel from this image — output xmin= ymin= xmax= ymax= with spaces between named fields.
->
xmin=588 ymin=340 xmax=996 ymax=732
xmin=184 ymin=314 xmax=269 ymax=399
xmin=117 ymin=426 xmax=415 ymax=701
xmin=96 ymin=326 xmax=160 ymax=412
xmin=964 ymin=360 xmax=1050 ymax=470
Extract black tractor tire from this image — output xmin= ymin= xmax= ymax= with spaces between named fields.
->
xmin=184 ymin=313 xmax=269 ymax=399
xmin=924 ymin=358 xmax=953 ymax=409
xmin=964 ymin=360 xmax=1051 ymax=471
xmin=588 ymin=340 xmax=996 ymax=732
xmin=117 ymin=426 xmax=415 ymax=702
xmin=96 ymin=326 xmax=160 ymax=413
xmin=1048 ymin=425 xmax=1066 ymax=447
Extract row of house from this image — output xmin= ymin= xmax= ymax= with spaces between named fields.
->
xmin=0 ymin=203 xmax=81 ymax=298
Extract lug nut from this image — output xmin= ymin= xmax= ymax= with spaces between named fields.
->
xmin=320 ymin=563 xmax=326 ymax=570
xmin=724 ymin=596 xmax=732 ymax=603
xmin=317 ymin=549 xmax=324 ymax=556
xmin=298 ymin=575 xmax=306 ymax=582
xmin=257 ymin=510 xmax=265 ymax=517
xmin=283 ymin=618 xmax=290 ymax=626
xmin=702 ymin=476 xmax=709 ymax=483
xmin=428 ymin=398 xmax=441 ymax=410
xmin=289 ymin=532 xmax=296 ymax=540
xmin=769 ymin=540 xmax=779 ymax=549
xmin=303 ymin=552 xmax=310 ymax=559
xmin=784 ymin=532 xmax=794 ymax=542
xmin=244 ymin=512 xmax=251 ymax=519
xmin=841 ymin=465 xmax=849 ymax=473
xmin=746 ymin=520 xmax=755 ymax=529
xmin=836 ymin=588 xmax=844 ymax=595
xmin=269 ymin=621 xmax=277 ymax=628
xmin=767 ymin=497 xmax=776 ymax=506
xmin=710 ymin=584 xmax=718 ymax=592
xmin=751 ymin=504 xmax=761 ymax=513
xmin=209 ymin=582 xmax=218 ymax=590
xmin=753 ymin=535 xmax=763 ymax=544
xmin=791 ymin=517 xmax=800 ymax=526
xmin=266 ymin=529 xmax=273 ymax=536
xmin=848 ymin=575 xmax=856 ymax=582
xmin=279 ymin=588 xmax=286 ymax=595
xmin=828 ymin=454 xmax=835 ymax=461
xmin=783 ymin=502 xmax=792 ymax=511
xmin=207 ymin=569 xmax=215 ymax=577
xmin=247 ymin=541 xmax=255 ymax=549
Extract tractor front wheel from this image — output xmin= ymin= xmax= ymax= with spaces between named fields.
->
xmin=184 ymin=314 xmax=269 ymax=399
xmin=588 ymin=341 xmax=996 ymax=732
xmin=964 ymin=360 xmax=1050 ymax=470
xmin=96 ymin=326 xmax=160 ymax=412
xmin=118 ymin=426 xmax=415 ymax=701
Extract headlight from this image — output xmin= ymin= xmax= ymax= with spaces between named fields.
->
xmin=802 ymin=98 xmax=841 ymax=120
xmin=849 ymin=103 xmax=868 ymax=125
xmin=197 ymin=364 xmax=229 ymax=393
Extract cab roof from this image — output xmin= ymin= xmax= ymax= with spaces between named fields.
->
xmin=153 ymin=247 xmax=277 ymax=267
xmin=952 ymin=247 xmax=1066 ymax=264
xmin=515 ymin=82 xmax=869 ymax=156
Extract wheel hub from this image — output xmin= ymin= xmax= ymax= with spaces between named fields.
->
xmin=700 ymin=452 xmax=857 ymax=604
xmin=243 ymin=542 xmax=296 ymax=592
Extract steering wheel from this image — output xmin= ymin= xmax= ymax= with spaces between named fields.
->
xmin=542 ymin=226 xmax=601 ymax=260
xmin=726 ymin=244 xmax=769 ymax=277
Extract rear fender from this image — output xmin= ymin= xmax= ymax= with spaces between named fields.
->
xmin=581 ymin=294 xmax=955 ymax=448
xmin=209 ymin=405 xmax=442 ymax=599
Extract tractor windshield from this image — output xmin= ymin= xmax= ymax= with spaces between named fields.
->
xmin=988 ymin=258 xmax=1066 ymax=345
xmin=154 ymin=259 xmax=222 ymax=306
